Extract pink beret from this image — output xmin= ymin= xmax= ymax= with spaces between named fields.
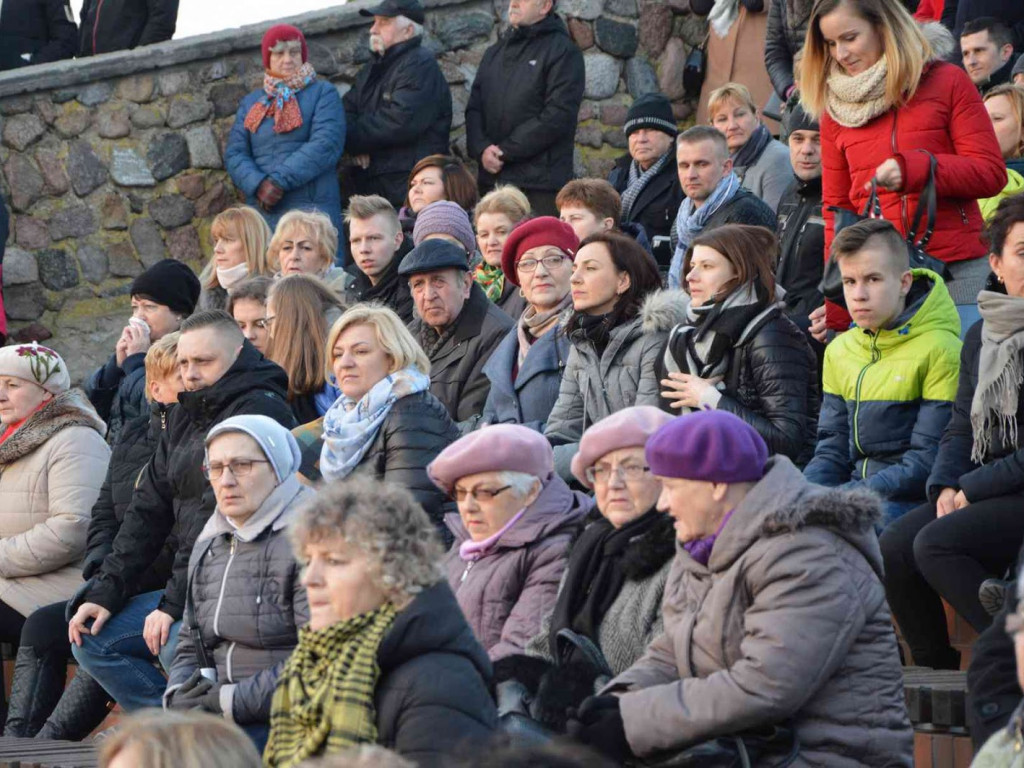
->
xmin=501 ymin=216 xmax=579 ymax=287
xmin=571 ymin=406 xmax=674 ymax=488
xmin=428 ymin=424 xmax=554 ymax=494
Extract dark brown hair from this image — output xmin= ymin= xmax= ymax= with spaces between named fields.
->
xmin=226 ymin=275 xmax=272 ymax=316
xmin=684 ymin=224 xmax=778 ymax=301
xmin=830 ymin=218 xmax=909 ymax=274
xmin=556 ymin=179 xmax=622 ymax=222
xmin=571 ymin=231 xmax=663 ymax=329
xmin=986 ymin=193 xmax=1024 ymax=255
xmin=406 ymin=154 xmax=480 ymax=214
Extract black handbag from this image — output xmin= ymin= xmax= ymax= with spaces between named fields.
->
xmin=820 ymin=152 xmax=950 ymax=304
xmin=683 ymin=36 xmax=708 ymax=99
xmin=642 ymin=723 xmax=799 ymax=768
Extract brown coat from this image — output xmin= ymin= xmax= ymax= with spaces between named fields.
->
xmin=606 ymin=458 xmax=913 ymax=766
xmin=0 ymin=389 xmax=110 ymax=616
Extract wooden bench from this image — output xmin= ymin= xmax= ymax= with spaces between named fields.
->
xmin=0 ymin=737 xmax=97 ymax=768
xmin=903 ymin=667 xmax=973 ymax=768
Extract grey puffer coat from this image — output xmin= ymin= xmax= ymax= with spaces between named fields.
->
xmin=167 ymin=476 xmax=312 ymax=725
xmin=544 ymin=290 xmax=687 ymax=480
xmin=607 ymin=458 xmax=913 ymax=766
xmin=443 ymin=475 xmax=591 ymax=661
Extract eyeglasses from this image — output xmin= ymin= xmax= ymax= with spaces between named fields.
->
xmin=585 ymin=464 xmax=650 ymax=485
xmin=452 ymin=485 xmax=511 ymax=502
xmin=517 ymin=254 xmax=568 ymax=273
xmin=203 ymin=459 xmax=270 ymax=481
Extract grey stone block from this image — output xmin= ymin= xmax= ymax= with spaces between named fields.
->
xmin=76 ymin=244 xmax=110 ymax=284
xmin=111 ymin=148 xmax=157 ymax=187
xmin=130 ymin=218 xmax=166 ymax=267
xmin=147 ymin=133 xmax=190 ymax=181
xmin=37 ymin=248 xmax=80 ymax=290
xmin=3 ymin=248 xmax=39 ymax=286
xmin=49 ymin=205 xmax=98 ymax=241
xmin=185 ymin=125 xmax=222 ymax=169
xmin=2 ymin=114 xmax=46 ymax=151
xmin=68 ymin=140 xmax=108 ymax=197
xmin=149 ymin=195 xmax=196 ymax=229
xmin=584 ymin=52 xmax=622 ymax=100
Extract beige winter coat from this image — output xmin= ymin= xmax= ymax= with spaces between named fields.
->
xmin=0 ymin=389 xmax=110 ymax=616
xmin=606 ymin=457 xmax=913 ymax=766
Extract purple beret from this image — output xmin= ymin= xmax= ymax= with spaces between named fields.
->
xmin=571 ymin=406 xmax=674 ymax=488
xmin=645 ymin=411 xmax=768 ymax=484
xmin=428 ymin=424 xmax=554 ymax=495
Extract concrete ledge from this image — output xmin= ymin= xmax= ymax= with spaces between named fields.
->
xmin=0 ymin=0 xmax=469 ymax=99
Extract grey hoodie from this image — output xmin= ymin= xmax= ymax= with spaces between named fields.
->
xmin=607 ymin=458 xmax=914 ymax=766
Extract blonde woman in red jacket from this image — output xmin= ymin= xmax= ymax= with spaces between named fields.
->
xmin=799 ymin=0 xmax=1004 ymax=336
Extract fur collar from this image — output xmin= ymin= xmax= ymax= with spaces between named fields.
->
xmin=761 ymin=485 xmax=882 ymax=536
xmin=0 ymin=389 xmax=106 ymax=466
xmin=641 ymin=289 xmax=690 ymax=334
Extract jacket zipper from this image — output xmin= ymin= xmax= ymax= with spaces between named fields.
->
xmin=958 ymin=205 xmax=968 ymax=225
xmin=852 ymin=334 xmax=881 ymax=478
xmin=458 ymin=560 xmax=474 ymax=588
xmin=212 ymin=537 xmax=237 ymax=638
xmin=890 ymin=112 xmax=908 ymax=234
xmin=91 ymin=0 xmax=106 ymax=55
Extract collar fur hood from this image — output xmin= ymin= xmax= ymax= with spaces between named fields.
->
xmin=0 ymin=389 xmax=106 ymax=466
xmin=641 ymin=289 xmax=690 ymax=334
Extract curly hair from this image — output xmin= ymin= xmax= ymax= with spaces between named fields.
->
xmin=289 ymin=476 xmax=444 ymax=604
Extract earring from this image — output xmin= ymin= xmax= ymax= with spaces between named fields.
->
xmin=998 ymin=274 xmax=1005 ymax=284
xmin=519 ymin=288 xmax=526 ymax=298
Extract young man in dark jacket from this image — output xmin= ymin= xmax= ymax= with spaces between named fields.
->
xmin=344 ymin=0 xmax=453 ymax=209
xmin=68 ymin=311 xmax=296 ymax=712
xmin=78 ymin=0 xmax=177 ymax=56
xmin=344 ymin=194 xmax=414 ymax=322
xmin=465 ymin=0 xmax=585 ymax=216
xmin=607 ymin=93 xmax=683 ymax=270
xmin=0 ymin=0 xmax=77 ymax=70
xmin=961 ymin=17 xmax=1017 ymax=92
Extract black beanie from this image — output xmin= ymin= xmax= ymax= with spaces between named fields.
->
xmin=624 ymin=92 xmax=678 ymax=138
xmin=780 ymin=100 xmax=819 ymax=142
xmin=129 ymin=259 xmax=201 ymax=316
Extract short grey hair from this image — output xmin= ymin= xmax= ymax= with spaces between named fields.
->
xmin=395 ymin=15 xmax=424 ymax=36
xmin=290 ymin=476 xmax=444 ymax=603
xmin=499 ymin=471 xmax=541 ymax=498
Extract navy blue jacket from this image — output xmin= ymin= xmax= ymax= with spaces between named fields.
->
xmin=481 ymin=322 xmax=570 ymax=433
xmin=85 ymin=352 xmax=148 ymax=445
xmin=225 ymin=79 xmax=346 ymax=236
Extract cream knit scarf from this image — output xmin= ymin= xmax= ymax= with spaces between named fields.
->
xmin=826 ymin=58 xmax=891 ymax=128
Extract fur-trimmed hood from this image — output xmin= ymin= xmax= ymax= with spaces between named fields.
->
xmin=0 ymin=388 xmax=106 ymax=466
xmin=640 ymin=289 xmax=689 ymax=334
xmin=707 ymin=457 xmax=885 ymax=580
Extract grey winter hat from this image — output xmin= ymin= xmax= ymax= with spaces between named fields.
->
xmin=205 ymin=415 xmax=301 ymax=484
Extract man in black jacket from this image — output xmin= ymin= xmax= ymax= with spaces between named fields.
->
xmin=466 ymin=0 xmax=585 ymax=216
xmin=344 ymin=0 xmax=453 ymax=208
xmin=775 ymin=101 xmax=824 ymax=337
xmin=944 ymin=0 xmax=1024 ymax=52
xmin=78 ymin=0 xmax=177 ymax=56
xmin=344 ymin=194 xmax=414 ymax=322
xmin=961 ymin=17 xmax=1017 ymax=91
xmin=0 ymin=0 xmax=77 ymax=71
xmin=68 ymin=310 xmax=295 ymax=712
xmin=607 ymin=93 xmax=683 ymax=270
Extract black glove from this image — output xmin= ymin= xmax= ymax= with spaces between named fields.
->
xmin=566 ymin=695 xmax=632 ymax=762
xmin=167 ymin=670 xmax=222 ymax=714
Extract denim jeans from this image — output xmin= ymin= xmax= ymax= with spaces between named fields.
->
xmin=71 ymin=590 xmax=182 ymax=712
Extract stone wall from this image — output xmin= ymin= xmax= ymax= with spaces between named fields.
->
xmin=0 ymin=0 xmax=703 ymax=383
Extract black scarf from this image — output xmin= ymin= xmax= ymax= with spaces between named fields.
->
xmin=732 ymin=123 xmax=773 ymax=176
xmin=570 ymin=312 xmax=614 ymax=360
xmin=548 ymin=509 xmax=674 ymax=661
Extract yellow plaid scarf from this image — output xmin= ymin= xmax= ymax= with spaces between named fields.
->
xmin=263 ymin=603 xmax=398 ymax=767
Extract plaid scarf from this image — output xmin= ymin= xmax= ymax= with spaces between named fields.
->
xmin=475 ymin=262 xmax=506 ymax=303
xmin=244 ymin=62 xmax=317 ymax=135
xmin=264 ymin=603 xmax=398 ymax=768
xmin=621 ymin=151 xmax=671 ymax=224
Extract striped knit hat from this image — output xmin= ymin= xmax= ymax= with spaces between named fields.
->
xmin=624 ymin=93 xmax=678 ymax=138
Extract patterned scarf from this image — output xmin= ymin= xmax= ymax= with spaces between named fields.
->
xmin=244 ymin=62 xmax=317 ymax=135
xmin=517 ymin=295 xmax=572 ymax=367
xmin=825 ymin=58 xmax=891 ymax=129
xmin=319 ymin=366 xmax=430 ymax=482
xmin=971 ymin=291 xmax=1024 ymax=463
xmin=668 ymin=172 xmax=741 ymax=289
xmin=475 ymin=262 xmax=506 ymax=303
xmin=263 ymin=603 xmax=398 ymax=768
xmin=621 ymin=151 xmax=671 ymax=223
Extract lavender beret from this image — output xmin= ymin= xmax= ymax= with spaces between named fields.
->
xmin=646 ymin=410 xmax=767 ymax=484
xmin=428 ymin=424 xmax=554 ymax=494
xmin=571 ymin=406 xmax=674 ymax=488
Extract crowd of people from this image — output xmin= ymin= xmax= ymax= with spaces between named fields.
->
xmin=2 ymin=0 xmax=1024 ymax=765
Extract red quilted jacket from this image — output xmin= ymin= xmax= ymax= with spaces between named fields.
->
xmin=822 ymin=60 xmax=1005 ymax=330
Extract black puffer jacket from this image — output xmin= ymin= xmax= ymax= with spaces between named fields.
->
xmin=656 ymin=300 xmax=818 ymax=463
xmin=84 ymin=352 xmax=148 ymax=445
xmin=608 ymin=153 xmax=684 ymax=270
xmin=82 ymin=404 xmax=177 ymax=594
xmin=466 ymin=13 xmax=585 ymax=193
xmin=78 ymin=0 xmax=177 ymax=56
xmin=344 ymin=37 xmax=454 ymax=208
xmin=775 ymin=174 xmax=824 ymax=324
xmin=85 ymin=342 xmax=296 ymax=620
xmin=344 ymin=255 xmax=415 ymax=324
xmin=375 ymin=581 xmax=498 ymax=766
xmin=0 ymin=0 xmax=77 ymax=71
xmin=765 ymin=0 xmax=812 ymax=99
xmin=927 ymin=312 xmax=1024 ymax=503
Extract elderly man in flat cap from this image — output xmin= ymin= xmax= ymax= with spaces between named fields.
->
xmin=400 ymin=240 xmax=513 ymax=426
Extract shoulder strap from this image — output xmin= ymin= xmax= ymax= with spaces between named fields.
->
xmin=186 ymin=541 xmax=218 ymax=681
xmin=907 ymin=152 xmax=938 ymax=250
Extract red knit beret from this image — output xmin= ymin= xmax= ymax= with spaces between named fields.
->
xmin=261 ymin=25 xmax=309 ymax=70
xmin=500 ymin=216 xmax=579 ymax=286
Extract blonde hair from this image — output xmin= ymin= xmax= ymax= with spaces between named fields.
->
xmin=268 ymin=210 xmax=338 ymax=273
xmin=265 ymin=274 xmax=344 ymax=400
xmin=799 ymin=0 xmax=932 ymax=119
xmin=143 ymin=331 xmax=181 ymax=403
xmin=984 ymin=83 xmax=1024 ymax=159
xmin=707 ymin=82 xmax=758 ymax=119
xmin=99 ymin=710 xmax=260 ymax=768
xmin=201 ymin=207 xmax=273 ymax=291
xmin=473 ymin=185 xmax=531 ymax=227
xmin=325 ymin=304 xmax=430 ymax=383
xmin=345 ymin=194 xmax=401 ymax=238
